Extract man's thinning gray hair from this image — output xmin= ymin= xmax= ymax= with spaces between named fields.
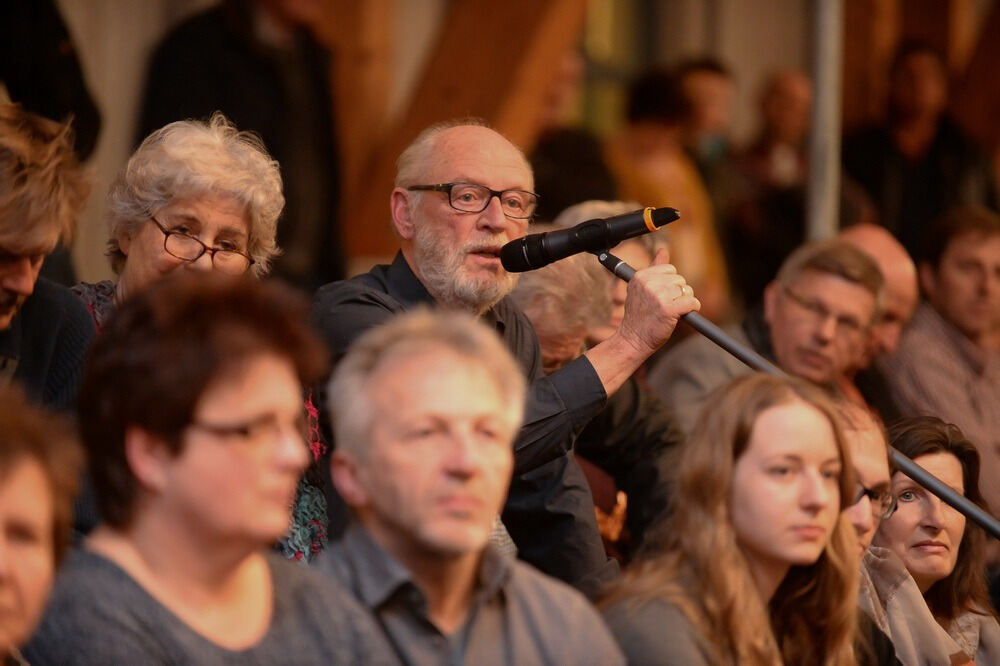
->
xmin=327 ymin=308 xmax=527 ymax=459
xmin=394 ymin=118 xmax=532 ymax=188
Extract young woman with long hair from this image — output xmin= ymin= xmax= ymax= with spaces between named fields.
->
xmin=601 ymin=373 xmax=860 ymax=665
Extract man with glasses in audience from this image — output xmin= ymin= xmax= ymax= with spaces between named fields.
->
xmin=649 ymin=239 xmax=884 ymax=433
xmin=0 ymin=104 xmax=93 ymax=411
xmin=842 ymin=404 xmax=897 ymax=557
xmin=839 ymin=403 xmax=907 ymax=665
xmin=313 ymin=119 xmax=700 ymax=596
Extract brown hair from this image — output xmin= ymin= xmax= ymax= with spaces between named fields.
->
xmin=887 ymin=416 xmax=995 ymax=624
xmin=0 ymin=103 xmax=90 ymax=250
xmin=0 ymin=384 xmax=82 ymax=565
xmin=78 ymin=273 xmax=329 ymax=528
xmin=602 ymin=373 xmax=859 ymax=665
xmin=919 ymin=205 xmax=1000 ymax=268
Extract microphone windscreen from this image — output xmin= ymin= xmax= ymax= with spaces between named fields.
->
xmin=500 ymin=234 xmax=547 ymax=272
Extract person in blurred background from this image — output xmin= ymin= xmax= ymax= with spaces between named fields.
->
xmin=0 ymin=0 xmax=102 ymax=287
xmin=649 ymin=239 xmax=883 ymax=434
xmin=549 ymin=200 xmax=667 ymax=350
xmin=676 ymin=57 xmax=743 ymax=242
xmin=838 ymin=223 xmax=919 ymax=421
xmin=843 ymin=41 xmax=998 ymax=258
xmin=880 ymin=205 xmax=1000 ymax=517
xmin=605 ymin=67 xmax=731 ymax=323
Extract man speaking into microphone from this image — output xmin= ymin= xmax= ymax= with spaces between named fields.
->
xmin=313 ymin=119 xmax=699 ymax=596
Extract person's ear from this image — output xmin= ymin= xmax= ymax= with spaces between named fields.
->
xmin=918 ymin=261 xmax=936 ymax=299
xmin=117 ymin=226 xmax=134 ymax=256
xmin=123 ymin=426 xmax=174 ymax=494
xmin=763 ymin=281 xmax=779 ymax=325
xmin=390 ymin=188 xmax=416 ymax=240
xmin=330 ymin=451 xmax=370 ymax=507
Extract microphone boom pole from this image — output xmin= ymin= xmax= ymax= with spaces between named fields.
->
xmin=595 ymin=250 xmax=1000 ymax=542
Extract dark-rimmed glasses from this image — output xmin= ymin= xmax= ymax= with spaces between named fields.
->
xmin=149 ymin=217 xmax=254 ymax=275
xmin=407 ymin=182 xmax=539 ymax=219
xmin=853 ymin=483 xmax=897 ymax=521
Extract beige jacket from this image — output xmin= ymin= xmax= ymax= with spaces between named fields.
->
xmin=859 ymin=546 xmax=1000 ymax=665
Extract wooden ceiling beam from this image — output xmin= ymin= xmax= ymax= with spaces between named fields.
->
xmin=339 ymin=0 xmax=588 ymax=261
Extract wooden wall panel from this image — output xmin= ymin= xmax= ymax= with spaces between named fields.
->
xmin=842 ymin=0 xmax=899 ymax=132
xmin=330 ymin=0 xmax=587 ymax=262
xmin=951 ymin=3 xmax=1000 ymax=151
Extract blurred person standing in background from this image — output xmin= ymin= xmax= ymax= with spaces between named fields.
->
xmin=137 ymin=0 xmax=343 ymax=291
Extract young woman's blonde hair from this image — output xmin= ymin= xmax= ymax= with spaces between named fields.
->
xmin=602 ymin=373 xmax=860 ymax=665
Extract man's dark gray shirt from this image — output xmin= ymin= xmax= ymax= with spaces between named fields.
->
xmin=316 ymin=524 xmax=624 ymax=666
xmin=312 ymin=252 xmax=617 ymax=595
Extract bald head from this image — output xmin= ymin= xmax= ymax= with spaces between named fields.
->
xmin=396 ymin=121 xmax=533 ymax=190
xmin=760 ymin=70 xmax=812 ymax=146
xmin=840 ymin=224 xmax=918 ymax=361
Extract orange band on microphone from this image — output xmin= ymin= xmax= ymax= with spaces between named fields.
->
xmin=643 ymin=207 xmax=657 ymax=232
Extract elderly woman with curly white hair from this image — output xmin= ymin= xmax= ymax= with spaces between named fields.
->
xmin=73 ymin=112 xmax=283 ymax=329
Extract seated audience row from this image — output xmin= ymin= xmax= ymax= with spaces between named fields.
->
xmin=2 ymin=102 xmax=996 ymax=665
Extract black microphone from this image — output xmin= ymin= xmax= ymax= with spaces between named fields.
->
xmin=500 ymin=207 xmax=679 ymax=273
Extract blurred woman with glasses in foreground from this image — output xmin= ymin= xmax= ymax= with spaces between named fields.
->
xmin=600 ymin=373 xmax=859 ymax=665
xmin=25 ymin=274 xmax=393 ymax=664
xmin=73 ymin=112 xmax=282 ymax=331
xmin=868 ymin=416 xmax=1000 ymax=664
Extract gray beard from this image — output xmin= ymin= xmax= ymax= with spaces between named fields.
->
xmin=412 ymin=225 xmax=518 ymax=314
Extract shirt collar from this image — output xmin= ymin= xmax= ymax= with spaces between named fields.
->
xmin=337 ymin=523 xmax=513 ymax=611
xmin=337 ymin=523 xmax=416 ymax=609
xmin=920 ymin=302 xmax=995 ymax=377
xmin=384 ymin=252 xmax=437 ymax=310
xmin=385 ymin=251 xmax=510 ymax=337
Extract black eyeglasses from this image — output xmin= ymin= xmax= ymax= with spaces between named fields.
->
xmin=407 ymin=182 xmax=539 ymax=219
xmin=149 ymin=217 xmax=254 ymax=275
xmin=853 ymin=483 xmax=897 ymax=520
